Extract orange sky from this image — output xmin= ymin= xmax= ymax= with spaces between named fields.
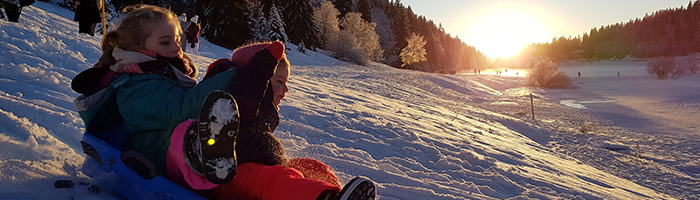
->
xmin=399 ymin=0 xmax=691 ymax=58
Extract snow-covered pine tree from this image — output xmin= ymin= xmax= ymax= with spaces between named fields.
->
xmin=249 ymin=1 xmax=270 ymax=41
xmin=371 ymin=7 xmax=397 ymax=64
xmin=388 ymin=2 xmax=414 ymax=65
xmin=258 ymin=0 xmax=282 ymax=18
xmin=266 ymin=4 xmax=288 ymax=42
xmin=197 ymin=0 xmax=253 ymax=49
xmin=297 ymin=41 xmax=306 ymax=53
xmin=283 ymin=0 xmax=321 ymax=50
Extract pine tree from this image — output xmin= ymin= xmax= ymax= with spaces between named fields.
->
xmin=372 ymin=7 xmax=397 ymax=64
xmin=249 ymin=1 xmax=270 ymax=41
xmin=197 ymin=0 xmax=253 ymax=49
xmin=332 ymin=0 xmax=353 ymax=20
xmin=267 ymin=4 xmax=288 ymax=42
xmin=355 ymin=0 xmax=372 ymax=22
xmin=283 ymin=0 xmax=321 ymax=49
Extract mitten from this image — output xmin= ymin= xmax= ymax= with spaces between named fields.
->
xmin=137 ymin=60 xmax=176 ymax=79
xmin=71 ymin=68 xmax=115 ymax=96
xmin=235 ymin=130 xmax=286 ymax=166
xmin=229 ymin=44 xmax=284 ymax=124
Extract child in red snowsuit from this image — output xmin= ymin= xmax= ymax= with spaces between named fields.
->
xmin=199 ymin=42 xmax=376 ymax=200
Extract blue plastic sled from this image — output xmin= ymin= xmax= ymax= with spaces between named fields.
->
xmin=81 ymin=130 xmax=207 ymax=200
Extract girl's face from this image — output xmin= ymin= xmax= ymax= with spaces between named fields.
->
xmin=270 ymin=62 xmax=290 ymax=106
xmin=143 ymin=20 xmax=181 ymax=58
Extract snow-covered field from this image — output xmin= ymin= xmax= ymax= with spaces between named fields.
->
xmin=0 ymin=2 xmax=698 ymax=199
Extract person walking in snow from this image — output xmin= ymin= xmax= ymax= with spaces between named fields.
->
xmin=73 ymin=0 xmax=101 ymax=36
xmin=72 ymin=5 xmax=375 ymax=200
xmin=1 ymin=0 xmax=35 ymax=22
xmin=186 ymin=15 xmax=201 ymax=55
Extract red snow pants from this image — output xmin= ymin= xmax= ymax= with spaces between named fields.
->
xmin=213 ymin=162 xmax=341 ymax=200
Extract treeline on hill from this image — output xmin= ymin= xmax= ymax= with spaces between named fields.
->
xmin=525 ymin=0 xmax=700 ymax=61
xmin=52 ymin=0 xmax=491 ymax=74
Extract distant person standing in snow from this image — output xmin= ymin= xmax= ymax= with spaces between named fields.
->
xmin=1 ymin=0 xmax=36 ymax=22
xmin=578 ymin=71 xmax=581 ymax=77
xmin=73 ymin=0 xmax=101 ymax=36
xmin=178 ymin=13 xmax=188 ymax=51
xmin=186 ymin=15 xmax=200 ymax=55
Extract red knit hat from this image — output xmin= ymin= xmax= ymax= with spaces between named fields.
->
xmin=230 ymin=41 xmax=285 ymax=67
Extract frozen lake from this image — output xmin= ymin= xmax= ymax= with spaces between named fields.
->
xmin=558 ymin=61 xmax=651 ymax=78
xmin=543 ymin=61 xmax=700 ymax=138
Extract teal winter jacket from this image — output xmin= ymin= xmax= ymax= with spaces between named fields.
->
xmin=74 ymin=50 xmax=239 ymax=175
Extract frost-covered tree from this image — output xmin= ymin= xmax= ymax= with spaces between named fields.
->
xmin=313 ymin=1 xmax=340 ymax=44
xmin=326 ymin=31 xmax=367 ymax=65
xmin=399 ymin=33 xmax=427 ymax=68
xmin=282 ymin=0 xmax=321 ymax=49
xmin=527 ymin=58 xmax=572 ymax=88
xmin=647 ymin=57 xmax=675 ymax=79
xmin=313 ymin=3 xmax=371 ymax=65
xmin=371 ymin=7 xmax=396 ymax=64
xmin=340 ymin=12 xmax=383 ymax=61
xmin=249 ymin=1 xmax=270 ymax=41
xmin=267 ymin=4 xmax=288 ymax=42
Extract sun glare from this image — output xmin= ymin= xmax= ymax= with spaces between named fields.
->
xmin=464 ymin=7 xmax=551 ymax=59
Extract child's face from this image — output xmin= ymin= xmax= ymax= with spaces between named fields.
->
xmin=143 ymin=20 xmax=181 ymax=58
xmin=270 ymin=62 xmax=290 ymax=106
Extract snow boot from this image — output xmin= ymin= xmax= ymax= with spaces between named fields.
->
xmin=324 ymin=176 xmax=376 ymax=200
xmin=184 ymin=90 xmax=239 ymax=184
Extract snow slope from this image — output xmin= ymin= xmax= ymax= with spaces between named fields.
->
xmin=0 ymin=2 xmax=694 ymax=199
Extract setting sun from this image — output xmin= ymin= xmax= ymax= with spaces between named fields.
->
xmin=462 ymin=5 xmax=553 ymax=59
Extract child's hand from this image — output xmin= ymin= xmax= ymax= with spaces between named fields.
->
xmin=231 ymin=50 xmax=279 ymax=124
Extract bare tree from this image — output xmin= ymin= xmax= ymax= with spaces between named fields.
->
xmin=647 ymin=57 xmax=675 ymax=79
xmin=671 ymin=56 xmax=700 ymax=79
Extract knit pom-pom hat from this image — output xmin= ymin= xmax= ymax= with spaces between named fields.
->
xmin=230 ymin=41 xmax=285 ymax=67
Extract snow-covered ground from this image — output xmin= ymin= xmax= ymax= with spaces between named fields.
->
xmin=0 ymin=2 xmax=698 ymax=199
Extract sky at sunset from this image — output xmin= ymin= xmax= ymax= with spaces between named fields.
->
xmin=399 ymin=0 xmax=692 ymax=58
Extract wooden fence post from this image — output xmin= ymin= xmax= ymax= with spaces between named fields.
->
xmin=101 ymin=0 xmax=105 ymax=35
xmin=530 ymin=93 xmax=535 ymax=120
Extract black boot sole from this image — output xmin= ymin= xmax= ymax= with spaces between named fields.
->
xmin=197 ymin=90 xmax=239 ymax=184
